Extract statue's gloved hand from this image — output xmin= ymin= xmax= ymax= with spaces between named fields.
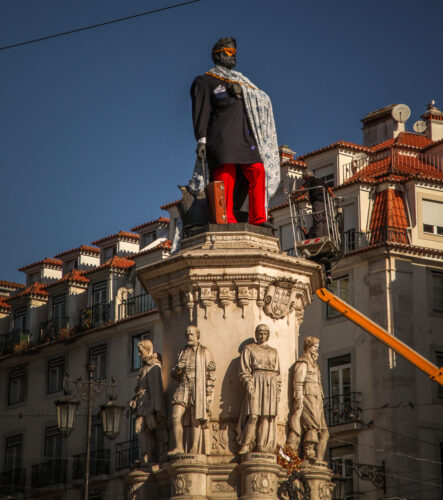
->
xmin=196 ymin=142 xmax=206 ymax=160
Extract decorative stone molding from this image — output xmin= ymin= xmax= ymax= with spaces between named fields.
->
xmin=172 ymin=474 xmax=192 ymax=496
xmin=200 ymin=286 xmax=216 ymax=318
xmin=251 ymin=472 xmax=274 ymax=494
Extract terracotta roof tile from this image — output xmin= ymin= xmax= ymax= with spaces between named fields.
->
xmin=298 ymin=141 xmax=371 ymax=160
xmin=133 ymin=240 xmax=172 ymax=257
xmin=91 ymin=231 xmax=140 ymax=245
xmin=18 ymin=258 xmax=63 ymax=272
xmin=0 ymin=280 xmax=25 ymax=290
xmin=11 ymin=282 xmax=50 ymax=299
xmin=369 ymin=189 xmax=409 ymax=245
xmin=160 ymin=199 xmax=180 ymax=210
xmin=46 ymin=269 xmax=90 ymax=288
xmin=88 ymin=255 xmax=135 ymax=273
xmin=0 ymin=297 xmax=12 ymax=310
xmin=54 ymin=245 xmax=100 ymax=258
xmin=131 ymin=217 xmax=170 ymax=232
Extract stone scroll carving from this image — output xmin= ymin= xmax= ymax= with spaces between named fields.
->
xmin=237 ymin=324 xmax=281 ymax=454
xmin=169 ymin=326 xmax=216 ymax=455
xmin=287 ymin=336 xmax=329 ymax=462
xmin=129 ymin=340 xmax=168 ymax=466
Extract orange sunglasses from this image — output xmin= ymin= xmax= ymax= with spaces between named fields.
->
xmin=213 ymin=47 xmax=237 ymax=57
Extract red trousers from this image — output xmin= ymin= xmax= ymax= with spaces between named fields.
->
xmin=213 ymin=163 xmax=266 ymax=224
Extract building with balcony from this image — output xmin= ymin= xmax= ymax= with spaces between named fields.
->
xmin=0 ymin=101 xmax=442 ymax=499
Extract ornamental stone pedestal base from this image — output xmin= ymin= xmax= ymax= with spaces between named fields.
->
xmin=167 ymin=454 xmax=208 ymax=500
xmin=298 ymin=461 xmax=335 ymax=500
xmin=125 ymin=469 xmax=152 ymax=500
xmin=240 ymin=453 xmax=281 ymax=500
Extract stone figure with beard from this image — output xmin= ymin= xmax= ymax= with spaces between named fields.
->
xmin=189 ymin=37 xmax=279 ymax=228
xmin=287 ymin=336 xmax=329 ymax=462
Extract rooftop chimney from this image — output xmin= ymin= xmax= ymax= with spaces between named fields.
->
xmin=421 ymin=100 xmax=443 ymax=142
xmin=361 ymin=104 xmax=407 ymax=147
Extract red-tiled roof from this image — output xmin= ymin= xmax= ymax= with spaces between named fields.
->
xmin=12 ymin=282 xmax=50 ymax=299
xmin=160 ymin=199 xmax=180 ymax=210
xmin=0 ymin=297 xmax=12 ymax=310
xmin=46 ymin=269 xmax=90 ymax=288
xmin=18 ymin=258 xmax=63 ymax=272
xmin=282 ymin=158 xmax=308 ymax=168
xmin=88 ymin=255 xmax=135 ymax=273
xmin=342 ymin=151 xmax=443 ymax=187
xmin=369 ymin=189 xmax=409 ymax=245
xmin=298 ymin=141 xmax=371 ymax=160
xmin=0 ymin=280 xmax=25 ymax=289
xmin=133 ymin=240 xmax=172 ymax=257
xmin=131 ymin=217 xmax=170 ymax=232
xmin=371 ymin=132 xmax=433 ymax=152
xmin=92 ymin=231 xmax=140 ymax=245
xmin=54 ymin=245 xmax=100 ymax=258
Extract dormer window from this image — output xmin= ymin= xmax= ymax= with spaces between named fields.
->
xmin=103 ymin=246 xmax=116 ymax=261
xmin=29 ymin=271 xmax=40 ymax=284
xmin=13 ymin=308 xmax=27 ymax=332
xmin=142 ymin=231 xmax=156 ymax=247
xmin=65 ymin=258 xmax=78 ymax=274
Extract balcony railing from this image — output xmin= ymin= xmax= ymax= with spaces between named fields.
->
xmin=0 ymin=329 xmax=31 ymax=355
xmin=72 ymin=449 xmax=110 ymax=479
xmin=118 ymin=293 xmax=156 ymax=320
xmin=324 ymin=392 xmax=361 ymax=427
xmin=0 ymin=468 xmax=26 ymax=495
xmin=40 ymin=317 xmax=70 ymax=343
xmin=80 ymin=303 xmax=111 ymax=331
xmin=115 ymin=440 xmax=140 ymax=470
xmin=342 ymin=226 xmax=411 ymax=254
xmin=31 ymin=459 xmax=67 ymax=488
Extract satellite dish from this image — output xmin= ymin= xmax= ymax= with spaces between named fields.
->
xmin=392 ymin=104 xmax=411 ymax=123
xmin=413 ymin=120 xmax=427 ymax=133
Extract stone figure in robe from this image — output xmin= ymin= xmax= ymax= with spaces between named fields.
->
xmin=287 ymin=336 xmax=329 ymax=461
xmin=169 ymin=326 xmax=216 ymax=455
xmin=237 ymin=324 xmax=281 ymax=454
xmin=129 ymin=339 xmax=168 ymax=465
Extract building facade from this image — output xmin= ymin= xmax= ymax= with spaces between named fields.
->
xmin=0 ymin=102 xmax=442 ymax=499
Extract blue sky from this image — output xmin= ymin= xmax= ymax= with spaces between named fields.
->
xmin=1 ymin=0 xmax=442 ymax=283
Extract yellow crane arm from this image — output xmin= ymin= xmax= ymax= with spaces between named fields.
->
xmin=316 ymin=287 xmax=443 ymax=386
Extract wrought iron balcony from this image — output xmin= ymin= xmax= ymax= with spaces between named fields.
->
xmin=0 ymin=329 xmax=31 ymax=355
xmin=72 ymin=448 xmax=110 ymax=479
xmin=0 ymin=468 xmax=26 ymax=495
xmin=118 ymin=293 xmax=156 ymax=320
xmin=80 ymin=303 xmax=111 ymax=331
xmin=324 ymin=392 xmax=361 ymax=427
xmin=31 ymin=458 xmax=67 ymax=488
xmin=40 ymin=317 xmax=70 ymax=343
xmin=342 ymin=226 xmax=410 ymax=254
xmin=115 ymin=440 xmax=140 ymax=470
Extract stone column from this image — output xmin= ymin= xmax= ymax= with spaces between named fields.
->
xmin=298 ymin=462 xmax=335 ymax=500
xmin=167 ymin=454 xmax=209 ymax=500
xmin=240 ymin=453 xmax=281 ymax=500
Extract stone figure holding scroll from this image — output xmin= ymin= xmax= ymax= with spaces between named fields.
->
xmin=169 ymin=326 xmax=216 ymax=455
xmin=129 ymin=339 xmax=168 ymax=465
xmin=287 ymin=336 xmax=329 ymax=461
xmin=237 ymin=324 xmax=281 ymax=453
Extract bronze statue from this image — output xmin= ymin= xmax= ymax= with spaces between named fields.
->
xmin=237 ymin=324 xmax=281 ymax=453
xmin=287 ymin=336 xmax=329 ymax=461
xmin=169 ymin=326 xmax=216 ymax=455
xmin=129 ymin=339 xmax=167 ymax=465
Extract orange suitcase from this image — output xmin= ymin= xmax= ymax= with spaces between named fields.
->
xmin=206 ymin=181 xmax=227 ymax=224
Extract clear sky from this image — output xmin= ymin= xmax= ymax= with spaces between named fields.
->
xmin=1 ymin=0 xmax=442 ymax=283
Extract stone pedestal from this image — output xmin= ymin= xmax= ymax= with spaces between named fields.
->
xmin=299 ymin=461 xmax=335 ymax=500
xmin=167 ymin=454 xmax=208 ymax=500
xmin=125 ymin=469 xmax=151 ymax=500
xmin=240 ymin=453 xmax=280 ymax=500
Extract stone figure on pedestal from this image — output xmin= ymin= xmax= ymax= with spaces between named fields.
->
xmin=169 ymin=326 xmax=216 ymax=455
xmin=237 ymin=324 xmax=281 ymax=454
xmin=287 ymin=336 xmax=329 ymax=462
xmin=129 ymin=340 xmax=168 ymax=466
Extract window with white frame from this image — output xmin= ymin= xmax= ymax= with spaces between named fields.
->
xmin=4 ymin=434 xmax=23 ymax=472
xmin=330 ymin=445 xmax=355 ymax=499
xmin=13 ymin=308 xmax=27 ymax=332
xmin=327 ymin=276 xmax=350 ymax=318
xmin=89 ymin=344 xmax=107 ymax=380
xmin=422 ymin=199 xmax=443 ymax=235
xmin=328 ymin=354 xmax=352 ymax=398
xmin=432 ymin=273 xmax=443 ymax=312
xmin=44 ymin=426 xmax=62 ymax=459
xmin=47 ymin=356 xmax=65 ymax=394
xmin=52 ymin=295 xmax=66 ymax=322
xmin=8 ymin=366 xmax=27 ymax=405
xmin=343 ymin=204 xmax=356 ymax=252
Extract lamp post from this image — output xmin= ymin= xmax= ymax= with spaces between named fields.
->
xmin=55 ymin=362 xmax=124 ymax=500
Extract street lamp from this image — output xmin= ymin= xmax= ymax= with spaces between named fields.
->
xmin=54 ymin=362 xmax=123 ymax=500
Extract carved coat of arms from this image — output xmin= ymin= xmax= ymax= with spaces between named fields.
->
xmin=263 ymin=282 xmax=297 ymax=319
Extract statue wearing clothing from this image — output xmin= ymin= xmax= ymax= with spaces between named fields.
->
xmin=287 ymin=336 xmax=329 ymax=461
xmin=169 ymin=326 xmax=216 ymax=455
xmin=237 ymin=324 xmax=281 ymax=454
xmin=129 ymin=339 xmax=168 ymax=466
